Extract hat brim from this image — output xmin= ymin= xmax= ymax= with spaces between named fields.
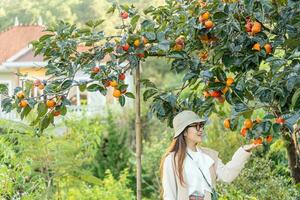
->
xmin=174 ymin=118 xmax=207 ymax=138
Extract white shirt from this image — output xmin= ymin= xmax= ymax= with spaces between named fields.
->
xmin=184 ymin=146 xmax=215 ymax=196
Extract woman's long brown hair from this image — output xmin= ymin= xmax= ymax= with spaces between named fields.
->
xmin=159 ymin=131 xmax=187 ymax=199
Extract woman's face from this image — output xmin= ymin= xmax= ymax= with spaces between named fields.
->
xmin=184 ymin=122 xmax=205 ymax=144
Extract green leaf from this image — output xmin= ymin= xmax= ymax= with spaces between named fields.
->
xmin=94 ymin=19 xmax=105 ymax=27
xmin=130 ymin=15 xmax=140 ymax=30
xmin=99 ymin=87 xmax=107 ymax=96
xmin=272 ymin=123 xmax=281 ymax=134
xmin=208 ymin=82 xmax=226 ymax=90
xmin=77 ymin=174 xmax=102 ymax=185
xmin=143 ymin=89 xmax=158 ymax=101
xmin=151 ymin=100 xmax=165 ymax=117
xmin=119 ymin=96 xmax=125 ymax=106
xmin=222 ymin=54 xmax=235 ymax=68
xmin=40 ymin=114 xmax=51 ymax=131
xmin=213 ymin=12 xmax=228 ymax=21
xmin=157 ymin=32 xmax=166 ymax=42
xmin=61 ymin=80 xmax=73 ymax=90
xmin=140 ymin=79 xmax=157 ymax=88
xmin=60 ymin=106 xmax=67 ymax=116
xmin=37 ymin=102 xmax=48 ymax=117
xmin=263 ymin=114 xmax=275 ymax=119
xmin=144 ymin=32 xmax=156 ymax=41
xmin=119 ymin=84 xmax=128 ymax=91
xmin=284 ymin=110 xmax=300 ymax=129
xmin=87 ymin=84 xmax=100 ymax=92
xmin=286 ymin=76 xmax=300 ymax=91
xmin=255 ymin=87 xmax=273 ymax=103
xmin=24 ymin=80 xmax=34 ymax=96
xmin=141 ymin=19 xmax=155 ymax=30
xmin=125 ymin=92 xmax=135 ymax=99
xmin=85 ymin=20 xmax=94 ymax=27
xmin=229 ymin=117 xmax=239 ymax=131
xmin=291 ymin=88 xmax=300 ymax=110
xmin=225 ymin=90 xmax=233 ymax=104
xmin=20 ymin=106 xmax=31 ymax=120
xmin=61 ymin=98 xmax=71 ymax=106
xmin=231 ymin=103 xmax=249 ymax=117
xmin=167 ymin=52 xmax=187 ymax=59
xmin=214 ymin=67 xmax=226 ymax=82
xmin=157 ymin=40 xmax=170 ymax=51
xmin=288 ymin=48 xmax=300 ymax=58
xmin=1 ymin=98 xmax=12 ymax=113
xmin=253 ymin=121 xmax=272 ymax=133
xmin=183 ymin=72 xmax=197 ymax=82
xmin=0 ymin=84 xmax=8 ymax=95
xmin=120 ymin=4 xmax=130 ymax=11
xmin=79 ymin=84 xmax=87 ymax=92
xmin=78 ymin=28 xmax=91 ymax=34
xmin=106 ymin=4 xmax=116 ymax=14
xmin=143 ymin=6 xmax=155 ymax=15
xmin=39 ymin=34 xmax=53 ymax=42
xmin=266 ymin=58 xmax=287 ymax=74
xmin=165 ymin=94 xmax=177 ymax=107
xmin=242 ymin=110 xmax=253 ymax=119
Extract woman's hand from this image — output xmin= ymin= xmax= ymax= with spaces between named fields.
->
xmin=242 ymin=143 xmax=262 ymax=152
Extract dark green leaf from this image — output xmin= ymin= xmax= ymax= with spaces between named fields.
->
xmin=143 ymin=89 xmax=158 ymax=101
xmin=231 ymin=103 xmax=249 ymax=117
xmin=125 ymin=92 xmax=135 ymax=99
xmin=214 ymin=67 xmax=226 ymax=82
xmin=1 ymin=98 xmax=12 ymax=113
xmin=20 ymin=106 xmax=31 ymax=120
xmin=37 ymin=102 xmax=48 ymax=117
xmin=157 ymin=40 xmax=170 ymax=51
xmin=183 ymin=72 xmax=197 ymax=82
xmin=291 ymin=88 xmax=300 ymax=110
xmin=0 ymin=84 xmax=8 ymax=95
xmin=263 ymin=114 xmax=275 ymax=119
xmin=119 ymin=96 xmax=125 ymax=106
xmin=61 ymin=80 xmax=73 ymax=90
xmin=144 ymin=32 xmax=156 ymax=41
xmin=87 ymin=84 xmax=100 ymax=92
xmin=140 ymin=79 xmax=157 ymax=88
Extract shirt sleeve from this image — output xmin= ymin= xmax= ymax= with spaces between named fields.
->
xmin=162 ymin=154 xmax=177 ymax=200
xmin=216 ymin=146 xmax=252 ymax=183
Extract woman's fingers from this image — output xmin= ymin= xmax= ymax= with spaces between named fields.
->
xmin=244 ymin=143 xmax=263 ymax=151
xmin=251 ymin=143 xmax=263 ymax=149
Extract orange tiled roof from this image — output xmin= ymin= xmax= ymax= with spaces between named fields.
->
xmin=0 ymin=25 xmax=46 ymax=64
xmin=0 ymin=25 xmax=111 ymax=65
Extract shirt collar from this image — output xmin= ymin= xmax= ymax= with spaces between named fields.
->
xmin=186 ymin=146 xmax=198 ymax=156
xmin=186 ymin=146 xmax=215 ymax=167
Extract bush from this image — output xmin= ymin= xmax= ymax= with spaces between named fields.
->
xmin=217 ymin=156 xmax=300 ymax=200
xmin=58 ymin=169 xmax=134 ymax=200
xmin=0 ymin=110 xmax=135 ymax=200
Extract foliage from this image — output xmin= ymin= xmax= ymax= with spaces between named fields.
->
xmin=1 ymin=104 xmax=299 ymax=199
xmin=0 ymin=112 xmax=135 ymax=199
xmin=218 ymin=155 xmax=300 ymax=200
xmin=1 ymin=0 xmax=299 ymax=140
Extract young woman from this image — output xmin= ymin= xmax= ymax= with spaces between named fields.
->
xmin=160 ymin=110 xmax=261 ymax=200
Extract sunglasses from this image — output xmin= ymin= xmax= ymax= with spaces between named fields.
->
xmin=186 ymin=122 xmax=205 ymax=131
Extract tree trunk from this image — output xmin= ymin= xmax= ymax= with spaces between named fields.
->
xmin=283 ymin=131 xmax=300 ymax=184
xmin=135 ymin=61 xmax=142 ymax=200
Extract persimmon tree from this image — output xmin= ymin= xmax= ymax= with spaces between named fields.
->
xmin=1 ymin=0 xmax=300 ymax=199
